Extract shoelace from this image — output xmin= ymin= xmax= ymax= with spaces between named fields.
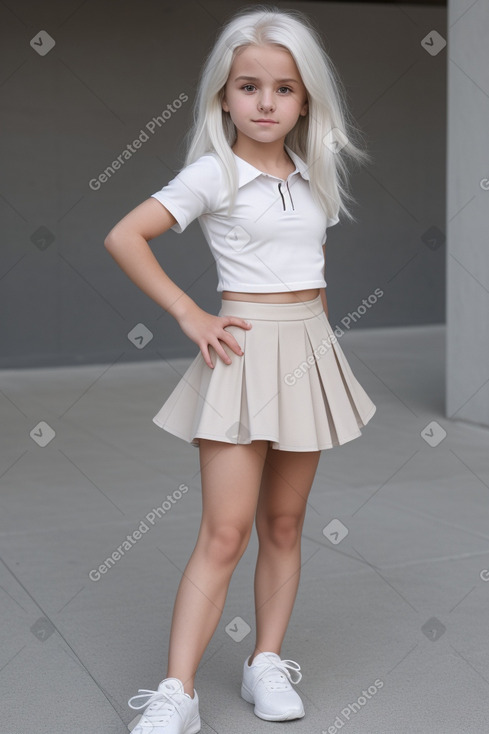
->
xmin=253 ymin=657 xmax=302 ymax=691
xmin=128 ymin=687 xmax=185 ymax=726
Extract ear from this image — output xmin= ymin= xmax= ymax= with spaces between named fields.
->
xmin=222 ymin=95 xmax=229 ymax=113
xmin=300 ymin=98 xmax=308 ymax=116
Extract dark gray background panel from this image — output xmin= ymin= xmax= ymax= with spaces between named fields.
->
xmin=0 ymin=1 xmax=446 ymax=368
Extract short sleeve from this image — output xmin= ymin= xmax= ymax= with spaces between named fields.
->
xmin=151 ymin=154 xmax=222 ymax=233
xmin=321 ymin=212 xmax=340 ymax=245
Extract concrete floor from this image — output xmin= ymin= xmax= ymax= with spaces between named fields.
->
xmin=1 ymin=322 xmax=489 ymax=734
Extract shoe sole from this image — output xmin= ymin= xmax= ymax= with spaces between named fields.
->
xmin=241 ymin=684 xmax=305 ymax=721
xmin=186 ymin=714 xmax=201 ymax=733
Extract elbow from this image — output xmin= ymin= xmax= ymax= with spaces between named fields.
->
xmin=104 ymin=226 xmax=147 ymax=253
xmin=104 ymin=230 xmax=117 ymax=252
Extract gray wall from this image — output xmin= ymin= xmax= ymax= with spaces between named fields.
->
xmin=0 ymin=1 xmax=446 ymax=368
xmin=446 ymin=0 xmax=489 ymax=429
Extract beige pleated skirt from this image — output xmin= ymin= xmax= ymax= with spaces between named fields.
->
xmin=152 ymin=295 xmax=376 ymax=451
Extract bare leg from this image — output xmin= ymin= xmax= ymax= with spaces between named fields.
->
xmin=249 ymin=447 xmax=321 ymax=664
xmin=166 ymin=439 xmax=269 ymax=695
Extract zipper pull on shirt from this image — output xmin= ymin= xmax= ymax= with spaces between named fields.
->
xmin=286 ymin=180 xmax=295 ymax=210
xmin=278 ymin=182 xmax=286 ymax=211
xmin=278 ymin=181 xmax=295 ymax=211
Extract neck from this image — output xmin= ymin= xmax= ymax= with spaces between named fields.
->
xmin=231 ymin=137 xmax=290 ymax=169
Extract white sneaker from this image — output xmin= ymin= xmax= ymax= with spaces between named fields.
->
xmin=128 ymin=677 xmax=201 ymax=733
xmin=241 ymin=651 xmax=305 ymax=721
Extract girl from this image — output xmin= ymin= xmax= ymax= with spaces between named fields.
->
xmin=104 ymin=5 xmax=376 ymax=733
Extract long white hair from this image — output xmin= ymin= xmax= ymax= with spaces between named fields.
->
xmin=180 ymin=3 xmax=371 ymax=222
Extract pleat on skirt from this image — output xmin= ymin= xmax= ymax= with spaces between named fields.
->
xmin=152 ymin=295 xmax=376 ymax=451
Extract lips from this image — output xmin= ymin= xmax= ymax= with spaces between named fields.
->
xmin=253 ymin=119 xmax=278 ymax=124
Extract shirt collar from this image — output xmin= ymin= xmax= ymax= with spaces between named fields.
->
xmin=232 ymin=144 xmax=310 ymax=188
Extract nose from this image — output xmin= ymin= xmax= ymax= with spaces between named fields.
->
xmin=258 ymin=89 xmax=275 ymax=111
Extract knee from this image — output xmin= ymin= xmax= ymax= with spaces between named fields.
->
xmin=258 ymin=514 xmax=303 ymax=550
xmin=202 ymin=524 xmax=251 ymax=566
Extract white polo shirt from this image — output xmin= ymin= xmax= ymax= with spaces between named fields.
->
xmin=151 ymin=144 xmax=339 ymax=293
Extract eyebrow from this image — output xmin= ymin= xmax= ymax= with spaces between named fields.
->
xmin=234 ymin=76 xmax=299 ymax=84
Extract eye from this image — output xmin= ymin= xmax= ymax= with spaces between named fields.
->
xmin=240 ymin=84 xmax=293 ymax=94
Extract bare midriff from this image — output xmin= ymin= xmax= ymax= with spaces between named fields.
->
xmin=221 ymin=288 xmax=320 ymax=303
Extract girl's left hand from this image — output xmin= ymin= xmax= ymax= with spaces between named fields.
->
xmin=176 ymin=306 xmax=253 ymax=369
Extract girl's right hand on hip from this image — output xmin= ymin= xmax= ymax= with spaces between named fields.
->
xmin=177 ymin=307 xmax=252 ymax=369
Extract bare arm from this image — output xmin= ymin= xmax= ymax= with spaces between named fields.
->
xmin=104 ymin=198 xmax=251 ymax=368
xmin=105 ymin=198 xmax=194 ymax=321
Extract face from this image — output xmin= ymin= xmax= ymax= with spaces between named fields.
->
xmin=221 ymin=44 xmax=308 ymax=148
